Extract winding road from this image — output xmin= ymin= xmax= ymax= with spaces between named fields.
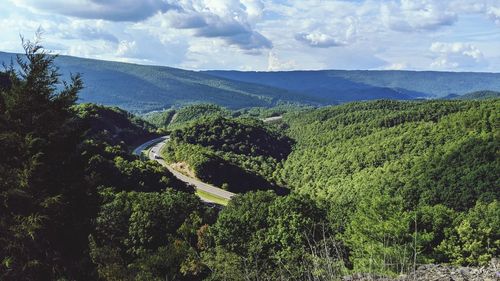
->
xmin=133 ymin=136 xmax=235 ymax=203
xmin=132 ymin=115 xmax=283 ymax=204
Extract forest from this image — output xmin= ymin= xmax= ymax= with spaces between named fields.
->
xmin=0 ymin=42 xmax=498 ymax=281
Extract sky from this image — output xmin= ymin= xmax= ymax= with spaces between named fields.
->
xmin=1 ymin=0 xmax=500 ymax=72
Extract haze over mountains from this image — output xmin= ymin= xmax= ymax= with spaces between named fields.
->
xmin=2 ymin=51 xmax=500 ymax=113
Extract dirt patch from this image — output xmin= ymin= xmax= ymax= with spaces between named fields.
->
xmin=170 ymin=162 xmax=197 ymax=178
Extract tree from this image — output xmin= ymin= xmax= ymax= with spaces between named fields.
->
xmin=344 ymin=190 xmax=413 ymax=275
xmin=90 ymin=190 xmax=209 ymax=281
xmin=0 ymin=36 xmax=98 ymax=280
xmin=438 ymin=200 xmax=499 ymax=265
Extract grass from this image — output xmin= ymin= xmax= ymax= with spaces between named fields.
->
xmin=195 ymin=189 xmax=230 ymax=206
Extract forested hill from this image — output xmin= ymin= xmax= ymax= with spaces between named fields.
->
xmin=279 ymin=99 xmax=498 ymax=211
xmin=451 ymin=90 xmax=500 ymax=100
xmin=0 ymin=51 xmax=315 ymax=113
xmin=3 ymin=51 xmax=500 ymax=114
xmin=205 ymin=70 xmax=500 ymax=102
xmin=73 ymin=103 xmax=158 ymax=147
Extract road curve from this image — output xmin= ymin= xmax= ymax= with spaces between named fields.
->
xmin=262 ymin=115 xmax=283 ymax=123
xmin=133 ymin=136 xmax=235 ymax=202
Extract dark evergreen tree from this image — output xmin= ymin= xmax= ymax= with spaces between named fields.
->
xmin=0 ymin=37 xmax=98 ymax=280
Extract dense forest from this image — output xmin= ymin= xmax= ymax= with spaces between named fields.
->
xmin=276 ymin=100 xmax=499 ymax=272
xmin=161 ymin=115 xmax=291 ymax=193
xmin=0 ymin=42 xmax=498 ymax=281
xmin=162 ymin=99 xmax=499 ymax=277
xmin=143 ymin=103 xmax=308 ymax=130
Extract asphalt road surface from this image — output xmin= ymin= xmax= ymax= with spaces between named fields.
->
xmin=134 ymin=136 xmax=235 ymax=203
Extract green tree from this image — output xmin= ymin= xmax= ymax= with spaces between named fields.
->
xmin=438 ymin=200 xmax=499 ymax=265
xmin=90 ymin=190 xmax=210 ymax=281
xmin=0 ymin=37 xmax=97 ymax=280
xmin=344 ymin=190 xmax=413 ymax=275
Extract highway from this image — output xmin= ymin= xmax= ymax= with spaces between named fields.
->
xmin=133 ymin=136 xmax=235 ymax=203
xmin=132 ymin=136 xmax=169 ymax=159
xmin=132 ymin=115 xmax=282 ymax=203
xmin=262 ymin=115 xmax=283 ymax=123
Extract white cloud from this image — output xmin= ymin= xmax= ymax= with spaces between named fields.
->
xmin=430 ymin=42 xmax=486 ymax=69
xmin=383 ymin=62 xmax=409 ymax=70
xmin=487 ymin=6 xmax=500 ymax=25
xmin=381 ymin=0 xmax=457 ymax=32
xmin=116 ymin=40 xmax=136 ymax=56
xmin=57 ymin=20 xmax=118 ymax=43
xmin=2 ymin=0 xmax=500 ymax=71
xmin=295 ymin=31 xmax=344 ymax=48
xmin=161 ymin=0 xmax=271 ymax=51
xmin=267 ymin=51 xmax=297 ymax=71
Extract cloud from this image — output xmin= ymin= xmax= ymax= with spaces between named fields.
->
xmin=383 ymin=62 xmax=409 ymax=70
xmin=487 ymin=6 xmax=500 ymax=25
xmin=58 ymin=20 xmax=119 ymax=43
xmin=267 ymin=51 xmax=297 ymax=71
xmin=381 ymin=0 xmax=457 ymax=32
xmin=161 ymin=0 xmax=272 ymax=50
xmin=430 ymin=42 xmax=486 ymax=69
xmin=3 ymin=0 xmax=500 ymax=71
xmin=116 ymin=40 xmax=136 ymax=56
xmin=295 ymin=31 xmax=344 ymax=48
xmin=10 ymin=0 xmax=177 ymax=22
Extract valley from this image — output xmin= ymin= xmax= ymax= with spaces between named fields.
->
xmin=0 ymin=39 xmax=498 ymax=281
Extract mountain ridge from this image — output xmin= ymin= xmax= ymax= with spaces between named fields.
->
xmin=2 ymin=51 xmax=500 ymax=113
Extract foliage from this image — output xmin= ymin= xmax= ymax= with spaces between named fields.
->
xmin=275 ymin=99 xmax=499 ymax=271
xmin=206 ymin=192 xmax=343 ymax=280
xmin=74 ymin=103 xmax=158 ymax=147
xmin=0 ymin=38 xmax=193 ymax=280
xmin=451 ymin=90 xmax=500 ymax=100
xmin=438 ymin=200 xmax=500 ymax=266
xmin=170 ymin=104 xmax=231 ymax=128
xmin=171 ymin=115 xmax=291 ymax=159
xmin=279 ymin=100 xmax=498 ymax=210
xmin=143 ymin=108 xmax=176 ymax=128
xmin=0 ymin=37 xmax=97 ymax=280
xmin=162 ymin=115 xmax=292 ymax=192
xmin=90 ymin=189 xmax=214 ymax=281
xmin=344 ymin=189 xmax=413 ymax=275
xmin=1 ymin=38 xmax=498 ymax=281
xmin=233 ymin=103 xmax=313 ymax=119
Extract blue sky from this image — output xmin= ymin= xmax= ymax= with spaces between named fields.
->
xmin=1 ymin=0 xmax=499 ymax=72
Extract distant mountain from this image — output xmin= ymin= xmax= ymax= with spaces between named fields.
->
xmin=3 ymin=51 xmax=499 ymax=113
xmin=0 ymin=52 xmax=315 ymax=113
xmin=445 ymin=90 xmax=500 ymax=100
xmin=205 ymin=70 xmax=500 ymax=102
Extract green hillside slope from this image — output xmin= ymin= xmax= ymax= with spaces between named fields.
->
xmin=0 ymin=52 xmax=315 ymax=113
xmin=278 ymin=99 xmax=498 ymax=211
xmin=205 ymin=70 xmax=500 ymax=100
xmin=454 ymin=90 xmax=500 ymax=100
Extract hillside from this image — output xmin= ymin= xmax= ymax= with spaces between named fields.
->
xmin=3 ymin=51 xmax=500 ymax=114
xmin=161 ymin=115 xmax=291 ymax=193
xmin=154 ymin=99 xmax=499 ymax=278
xmin=0 ymin=51 xmax=314 ymax=113
xmin=278 ymin=100 xmax=498 ymax=211
xmin=74 ymin=103 xmax=158 ymax=147
xmin=452 ymin=90 xmax=500 ymax=100
xmin=205 ymin=70 xmax=500 ymax=101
